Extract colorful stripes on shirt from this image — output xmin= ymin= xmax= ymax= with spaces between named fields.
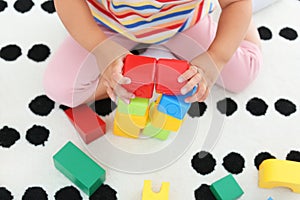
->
xmin=87 ymin=0 xmax=213 ymax=44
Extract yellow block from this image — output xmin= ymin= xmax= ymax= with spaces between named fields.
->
xmin=113 ymin=120 xmax=140 ymax=139
xmin=115 ymin=109 xmax=149 ymax=129
xmin=149 ymin=103 xmax=182 ymax=132
xmin=142 ymin=180 xmax=170 ymax=200
xmin=259 ymin=159 xmax=300 ymax=193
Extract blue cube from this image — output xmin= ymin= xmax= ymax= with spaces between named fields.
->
xmin=157 ymin=87 xmax=196 ymax=119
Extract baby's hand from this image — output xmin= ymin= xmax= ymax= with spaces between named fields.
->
xmin=101 ymin=54 xmax=135 ymax=104
xmin=179 ymin=52 xmax=221 ymax=103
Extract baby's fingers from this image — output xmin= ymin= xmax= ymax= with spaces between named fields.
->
xmin=185 ymin=81 xmax=207 ymax=103
xmin=178 ymin=65 xmax=198 ymax=83
xmin=114 ymin=84 xmax=135 ymax=104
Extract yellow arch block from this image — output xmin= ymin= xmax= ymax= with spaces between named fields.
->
xmin=259 ymin=159 xmax=300 ymax=193
xmin=142 ymin=180 xmax=170 ymax=200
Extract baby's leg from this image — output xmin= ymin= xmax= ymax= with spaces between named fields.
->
xmin=43 ymin=27 xmax=137 ymax=107
xmin=163 ymin=14 xmax=262 ymax=93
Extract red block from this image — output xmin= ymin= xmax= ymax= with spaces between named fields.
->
xmin=156 ymin=58 xmax=189 ymax=95
xmin=122 ymin=54 xmax=156 ymax=98
xmin=64 ymin=104 xmax=106 ymax=144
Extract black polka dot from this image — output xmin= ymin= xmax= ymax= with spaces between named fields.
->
xmin=27 ymin=44 xmax=51 ymax=62
xmin=130 ymin=43 xmax=150 ymax=55
xmin=258 ymin=26 xmax=272 ymax=40
xmin=188 ymin=102 xmax=207 ymax=118
xmin=29 ymin=95 xmax=55 ymax=116
xmin=275 ymin=98 xmax=296 ymax=116
xmin=194 ymin=184 xmax=216 ymax=200
xmin=22 ymin=187 xmax=48 ymax=200
xmin=217 ymin=98 xmax=238 ymax=116
xmin=90 ymin=184 xmax=117 ymax=200
xmin=26 ymin=125 xmax=50 ymax=146
xmin=0 ymin=187 xmax=13 ymax=200
xmin=279 ymin=27 xmax=298 ymax=41
xmin=91 ymin=98 xmax=117 ymax=116
xmin=191 ymin=151 xmax=216 ymax=175
xmin=0 ymin=126 xmax=20 ymax=148
xmin=286 ymin=150 xmax=300 ymax=162
xmin=222 ymin=152 xmax=245 ymax=174
xmin=0 ymin=0 xmax=8 ymax=12
xmin=55 ymin=186 xmax=82 ymax=200
xmin=14 ymin=0 xmax=34 ymax=13
xmin=41 ymin=0 xmax=55 ymax=13
xmin=254 ymin=152 xmax=276 ymax=170
xmin=0 ymin=44 xmax=22 ymax=61
xmin=246 ymin=97 xmax=268 ymax=116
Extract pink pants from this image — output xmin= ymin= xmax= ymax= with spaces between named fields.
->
xmin=43 ymin=15 xmax=262 ymax=107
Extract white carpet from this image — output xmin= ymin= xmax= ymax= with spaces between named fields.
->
xmin=0 ymin=0 xmax=300 ymax=199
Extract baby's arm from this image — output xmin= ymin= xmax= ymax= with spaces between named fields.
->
xmin=54 ymin=0 xmax=107 ymax=51
xmin=207 ymin=0 xmax=252 ymax=68
xmin=181 ymin=0 xmax=253 ymax=102
xmin=54 ymin=0 xmax=133 ymax=102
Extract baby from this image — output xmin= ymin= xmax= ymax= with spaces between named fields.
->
xmin=44 ymin=0 xmax=262 ymax=107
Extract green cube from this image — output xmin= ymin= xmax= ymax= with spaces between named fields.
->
xmin=143 ymin=122 xmax=171 ymax=140
xmin=53 ymin=141 xmax=106 ymax=196
xmin=210 ymin=174 xmax=244 ymax=200
xmin=118 ymin=97 xmax=149 ymax=116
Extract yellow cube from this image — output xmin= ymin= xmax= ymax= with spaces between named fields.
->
xmin=149 ymin=103 xmax=182 ymax=132
xmin=115 ymin=109 xmax=149 ymax=129
xmin=113 ymin=120 xmax=140 ymax=139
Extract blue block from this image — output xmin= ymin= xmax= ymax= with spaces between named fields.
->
xmin=267 ymin=198 xmax=273 ymax=200
xmin=157 ymin=87 xmax=196 ymax=119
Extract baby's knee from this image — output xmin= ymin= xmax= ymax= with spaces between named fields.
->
xmin=219 ymin=42 xmax=262 ymax=93
xmin=43 ymin=70 xmax=75 ymax=108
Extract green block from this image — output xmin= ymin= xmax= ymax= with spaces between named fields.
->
xmin=118 ymin=97 xmax=149 ymax=116
xmin=53 ymin=141 xmax=106 ymax=196
xmin=210 ymin=174 xmax=244 ymax=200
xmin=143 ymin=122 xmax=171 ymax=140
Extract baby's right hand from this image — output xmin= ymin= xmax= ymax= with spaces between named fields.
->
xmin=101 ymin=54 xmax=135 ymax=104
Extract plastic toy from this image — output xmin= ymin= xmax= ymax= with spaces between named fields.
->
xmin=156 ymin=58 xmax=189 ymax=95
xmin=142 ymin=180 xmax=170 ymax=200
xmin=53 ymin=141 xmax=106 ymax=196
xmin=142 ymin=121 xmax=171 ymax=140
xmin=117 ymin=97 xmax=149 ymax=116
xmin=210 ymin=174 xmax=244 ymax=200
xmin=157 ymin=87 xmax=196 ymax=119
xmin=115 ymin=109 xmax=149 ymax=129
xmin=63 ymin=104 xmax=106 ymax=144
xmin=113 ymin=122 xmax=140 ymax=139
xmin=122 ymin=54 xmax=156 ymax=98
xmin=149 ymin=103 xmax=183 ymax=132
xmin=259 ymin=159 xmax=300 ymax=193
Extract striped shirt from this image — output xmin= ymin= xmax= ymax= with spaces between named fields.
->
xmin=87 ymin=0 xmax=213 ymax=44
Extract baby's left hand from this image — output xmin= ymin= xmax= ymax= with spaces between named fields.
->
xmin=178 ymin=52 xmax=222 ymax=103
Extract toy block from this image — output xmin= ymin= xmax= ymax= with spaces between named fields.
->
xmin=122 ymin=54 xmax=156 ymax=98
xmin=53 ymin=141 xmax=106 ymax=196
xmin=210 ymin=174 xmax=244 ymax=200
xmin=117 ymin=97 xmax=149 ymax=116
xmin=259 ymin=159 xmax=300 ymax=193
xmin=142 ymin=121 xmax=171 ymax=141
xmin=142 ymin=180 xmax=170 ymax=200
xmin=157 ymin=87 xmax=196 ymax=119
xmin=267 ymin=197 xmax=273 ymax=200
xmin=156 ymin=58 xmax=189 ymax=95
xmin=113 ymin=121 xmax=140 ymax=139
xmin=115 ymin=109 xmax=149 ymax=129
xmin=63 ymin=104 xmax=106 ymax=144
xmin=149 ymin=103 xmax=183 ymax=132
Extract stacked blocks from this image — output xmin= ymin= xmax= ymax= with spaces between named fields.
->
xmin=53 ymin=141 xmax=106 ymax=196
xmin=210 ymin=174 xmax=244 ymax=200
xmin=113 ymin=54 xmax=195 ymax=140
xmin=63 ymin=104 xmax=106 ymax=144
xmin=142 ymin=180 xmax=170 ymax=200
xmin=259 ymin=159 xmax=300 ymax=193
